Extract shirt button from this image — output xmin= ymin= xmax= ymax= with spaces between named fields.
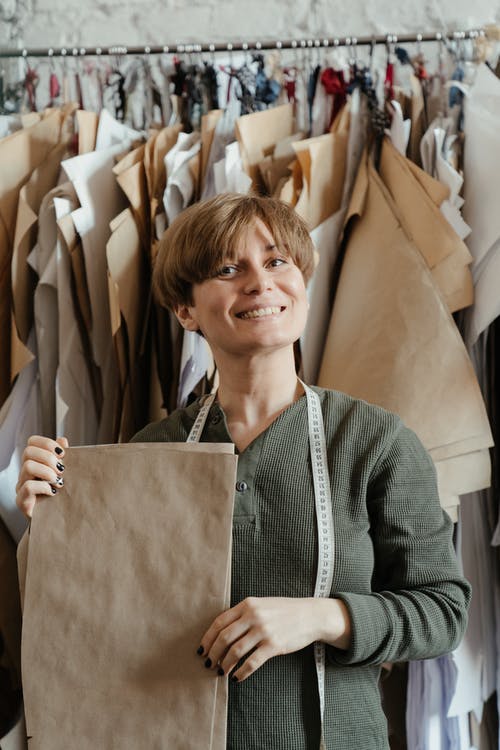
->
xmin=236 ymin=480 xmax=248 ymax=493
xmin=210 ymin=413 xmax=221 ymax=425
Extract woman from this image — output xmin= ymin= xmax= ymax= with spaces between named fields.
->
xmin=16 ymin=193 xmax=470 ymax=749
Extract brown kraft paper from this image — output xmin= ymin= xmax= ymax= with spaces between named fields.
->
xmin=19 ymin=441 xmax=237 ymax=749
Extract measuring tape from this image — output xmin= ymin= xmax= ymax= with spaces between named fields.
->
xmin=187 ymin=383 xmax=335 ymax=749
xmin=186 ymin=393 xmax=216 ymax=443
xmin=302 ymin=382 xmax=335 ymax=750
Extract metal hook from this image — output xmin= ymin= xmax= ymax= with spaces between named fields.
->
xmin=368 ymin=36 xmax=376 ymax=68
xmin=416 ymin=32 xmax=423 ymax=57
xmin=226 ymin=42 xmax=234 ymax=68
xmin=48 ymin=46 xmax=55 ymax=73
xmin=242 ymin=41 xmax=250 ymax=66
xmin=351 ymin=36 xmax=358 ymax=67
xmin=312 ymin=38 xmax=320 ymax=66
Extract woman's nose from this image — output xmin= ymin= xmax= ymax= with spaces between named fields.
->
xmin=243 ymin=266 xmax=271 ymax=294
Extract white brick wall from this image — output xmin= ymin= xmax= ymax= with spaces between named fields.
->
xmin=1 ymin=0 xmax=500 ymax=49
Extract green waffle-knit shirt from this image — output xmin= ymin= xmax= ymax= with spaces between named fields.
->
xmin=132 ymin=386 xmax=471 ymax=750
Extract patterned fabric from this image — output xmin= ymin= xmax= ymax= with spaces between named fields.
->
xmin=132 ymin=387 xmax=471 ymax=750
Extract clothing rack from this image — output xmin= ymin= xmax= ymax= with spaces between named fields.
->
xmin=0 ymin=28 xmax=487 ymax=59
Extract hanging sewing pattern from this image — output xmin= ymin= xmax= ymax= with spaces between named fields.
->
xmin=0 ymin=26 xmax=499 ymax=750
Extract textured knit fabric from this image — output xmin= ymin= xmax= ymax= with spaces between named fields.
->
xmin=132 ymin=387 xmax=471 ymax=750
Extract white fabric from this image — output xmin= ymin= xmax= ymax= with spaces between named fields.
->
xmin=163 ymin=131 xmax=201 ymax=224
xmin=462 ymin=65 xmax=500 ymax=345
xmin=385 ymin=100 xmax=410 ymax=155
xmin=62 ymin=126 xmax=130 ymax=443
xmin=53 ymin=195 xmax=99 ymax=445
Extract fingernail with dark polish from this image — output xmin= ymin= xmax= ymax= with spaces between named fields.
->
xmin=231 ymin=675 xmax=238 ymax=683
xmin=51 ymin=487 xmax=57 ymax=495
xmin=55 ymin=447 xmax=63 ymax=455
xmin=56 ymin=462 xmax=65 ymax=472
xmin=204 ymin=658 xmax=212 ymax=669
xmin=217 ymin=667 xmax=224 ymax=676
xmin=196 ymin=645 xmax=204 ymax=656
xmin=54 ymin=476 xmax=64 ymax=487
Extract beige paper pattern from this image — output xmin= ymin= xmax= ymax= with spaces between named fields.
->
xmin=291 ymin=131 xmax=347 ymax=230
xmin=76 ymin=110 xmax=98 ymax=154
xmin=236 ymin=103 xmax=294 ymax=187
xmin=113 ymin=144 xmax=150 ymax=253
xmin=146 ymin=124 xmax=183 ymax=247
xmin=200 ymin=110 xmax=223 ymax=197
xmin=10 ymin=141 xmax=69 ymax=385
xmin=106 ymin=208 xmax=149 ymax=441
xmin=318 ymin=156 xmax=493 ymax=506
xmin=0 ymin=109 xmax=73 ymax=407
xmin=56 ymin=209 xmax=101 ymax=442
xmin=379 ymin=138 xmax=473 ymax=313
xmin=62 ymin=140 xmax=129 ymax=444
xmin=20 ymin=442 xmax=237 ymax=749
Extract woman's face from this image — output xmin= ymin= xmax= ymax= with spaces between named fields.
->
xmin=175 ymin=218 xmax=309 ymax=360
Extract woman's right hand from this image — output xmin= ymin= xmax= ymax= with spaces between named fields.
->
xmin=16 ymin=436 xmax=69 ymax=518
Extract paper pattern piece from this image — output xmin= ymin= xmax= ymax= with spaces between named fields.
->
xmin=291 ymin=131 xmax=347 ymax=230
xmin=317 ymin=156 xmax=493 ymax=513
xmin=235 ymin=103 xmax=294 ymax=187
xmin=0 ymin=108 xmax=73 ymax=407
xmin=62 ymin=133 xmax=131 ymax=443
xmin=20 ymin=442 xmax=237 ymax=750
xmin=55 ymin=194 xmax=100 ymax=446
xmin=300 ymin=91 xmax=367 ymax=384
xmin=379 ymin=138 xmax=473 ymax=314
xmin=106 ymin=207 xmax=149 ymax=441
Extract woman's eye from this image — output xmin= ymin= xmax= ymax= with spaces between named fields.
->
xmin=269 ymin=257 xmax=287 ymax=268
xmin=217 ymin=265 xmax=238 ymax=276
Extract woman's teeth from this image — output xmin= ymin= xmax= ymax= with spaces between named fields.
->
xmin=239 ymin=307 xmax=282 ymax=319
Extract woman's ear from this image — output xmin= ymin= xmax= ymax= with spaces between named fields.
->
xmin=174 ymin=304 xmax=200 ymax=332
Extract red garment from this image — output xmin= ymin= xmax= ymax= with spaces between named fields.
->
xmin=283 ymin=68 xmax=296 ymax=102
xmin=414 ymin=59 xmax=429 ymax=81
xmin=320 ymin=68 xmax=346 ymax=128
xmin=24 ymin=67 xmax=39 ymax=112
xmin=50 ymin=73 xmax=60 ymax=101
xmin=384 ymin=61 xmax=394 ymax=101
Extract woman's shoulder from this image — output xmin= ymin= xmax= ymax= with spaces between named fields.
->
xmin=312 ymin=386 xmax=402 ymax=431
xmin=130 ymin=398 xmax=205 ymax=443
xmin=314 ymin=387 xmax=432 ymax=476
xmin=312 ymin=386 xmax=429 ymax=467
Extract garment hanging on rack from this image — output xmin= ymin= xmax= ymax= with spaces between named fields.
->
xmin=317 ymin=148 xmax=492 ymax=519
xmin=300 ymin=95 xmax=359 ymax=385
xmin=448 ymin=62 xmax=500 ymax=750
xmin=0 ymin=107 xmax=74 ymax=408
xmin=0 ymin=36 xmax=499 ymax=749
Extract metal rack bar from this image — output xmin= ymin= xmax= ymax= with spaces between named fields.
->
xmin=0 ymin=28 xmax=487 ymax=58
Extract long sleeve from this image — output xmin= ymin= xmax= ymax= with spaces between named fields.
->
xmin=330 ymin=421 xmax=471 ymax=667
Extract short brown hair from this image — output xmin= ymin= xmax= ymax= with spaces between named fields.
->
xmin=153 ymin=193 xmax=315 ymax=309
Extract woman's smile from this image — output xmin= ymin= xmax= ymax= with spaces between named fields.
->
xmin=236 ymin=305 xmax=285 ymax=320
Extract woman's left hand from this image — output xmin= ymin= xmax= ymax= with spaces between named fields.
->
xmin=198 ymin=596 xmax=351 ymax=682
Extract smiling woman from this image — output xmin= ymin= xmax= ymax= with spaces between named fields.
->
xmin=152 ymin=193 xmax=315 ymax=311
xmin=172 ymin=215 xmax=309 ymax=363
xmin=16 ymin=192 xmax=471 ymax=750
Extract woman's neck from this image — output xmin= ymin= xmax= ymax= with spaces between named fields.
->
xmin=215 ymin=347 xmax=303 ymax=439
